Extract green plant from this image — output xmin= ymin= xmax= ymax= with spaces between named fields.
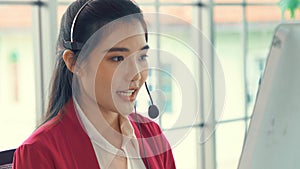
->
xmin=279 ymin=0 xmax=299 ymax=18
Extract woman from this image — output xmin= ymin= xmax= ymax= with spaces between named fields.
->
xmin=12 ymin=0 xmax=176 ymax=168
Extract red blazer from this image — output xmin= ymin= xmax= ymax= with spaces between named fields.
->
xmin=12 ymin=99 xmax=176 ymax=169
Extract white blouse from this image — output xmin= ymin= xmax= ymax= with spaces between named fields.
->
xmin=73 ymin=99 xmax=146 ymax=169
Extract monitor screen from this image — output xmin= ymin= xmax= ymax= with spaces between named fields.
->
xmin=238 ymin=22 xmax=300 ymax=169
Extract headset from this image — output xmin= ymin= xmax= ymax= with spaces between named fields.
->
xmin=63 ymin=0 xmax=89 ymax=51
xmin=65 ymin=1 xmax=159 ymax=168
xmin=133 ymin=82 xmax=159 ymax=169
xmin=144 ymin=82 xmax=159 ymax=119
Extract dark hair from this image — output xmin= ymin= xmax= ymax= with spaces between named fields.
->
xmin=44 ymin=0 xmax=148 ymax=123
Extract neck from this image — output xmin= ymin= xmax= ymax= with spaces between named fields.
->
xmin=76 ymin=93 xmax=123 ymax=148
xmin=98 ymin=105 xmax=122 ymax=133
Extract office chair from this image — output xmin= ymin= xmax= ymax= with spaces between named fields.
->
xmin=0 ymin=149 xmax=15 ymax=169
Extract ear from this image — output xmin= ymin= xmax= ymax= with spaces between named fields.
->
xmin=62 ymin=49 xmax=76 ymax=73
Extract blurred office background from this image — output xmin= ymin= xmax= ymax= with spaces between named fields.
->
xmin=0 ymin=0 xmax=299 ymax=169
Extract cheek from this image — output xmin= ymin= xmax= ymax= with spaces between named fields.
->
xmin=141 ymin=70 xmax=148 ymax=82
xmin=95 ymin=65 xmax=114 ymax=95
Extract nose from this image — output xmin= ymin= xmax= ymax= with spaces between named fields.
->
xmin=131 ymin=70 xmax=142 ymax=82
xmin=127 ymin=57 xmax=142 ymax=82
xmin=130 ymin=63 xmax=142 ymax=82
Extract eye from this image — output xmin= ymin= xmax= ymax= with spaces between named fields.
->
xmin=110 ymin=56 xmax=124 ymax=62
xmin=139 ymin=54 xmax=148 ymax=61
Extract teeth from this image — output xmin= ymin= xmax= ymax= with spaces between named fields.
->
xmin=117 ymin=90 xmax=135 ymax=96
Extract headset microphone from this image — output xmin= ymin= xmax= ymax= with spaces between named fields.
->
xmin=144 ymin=82 xmax=159 ymax=119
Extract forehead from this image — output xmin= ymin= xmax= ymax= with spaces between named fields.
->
xmin=83 ymin=20 xmax=147 ymax=60
xmin=111 ymin=34 xmax=146 ymax=50
xmin=103 ymin=20 xmax=146 ymax=48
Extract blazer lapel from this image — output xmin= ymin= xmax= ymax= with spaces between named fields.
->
xmin=61 ymin=99 xmax=101 ymax=169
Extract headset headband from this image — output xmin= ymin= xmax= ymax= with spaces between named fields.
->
xmin=64 ymin=0 xmax=91 ymax=51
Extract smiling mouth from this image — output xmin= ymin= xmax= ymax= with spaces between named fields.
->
xmin=116 ymin=89 xmax=137 ymax=102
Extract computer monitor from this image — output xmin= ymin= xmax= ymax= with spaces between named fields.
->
xmin=238 ymin=22 xmax=300 ymax=169
xmin=0 ymin=149 xmax=15 ymax=169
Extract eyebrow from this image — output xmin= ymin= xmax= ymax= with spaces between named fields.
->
xmin=105 ymin=45 xmax=149 ymax=52
xmin=141 ymin=45 xmax=149 ymax=50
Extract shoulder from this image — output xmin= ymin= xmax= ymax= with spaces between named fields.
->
xmin=129 ymin=113 xmax=162 ymax=137
xmin=13 ymin=109 xmax=74 ymax=168
xmin=14 ymin=110 xmax=69 ymax=160
xmin=13 ymin=100 xmax=92 ymax=169
xmin=12 ymin=120 xmax=61 ymax=169
xmin=19 ymin=99 xmax=77 ymax=148
xmin=23 ymin=113 xmax=65 ymax=146
xmin=129 ymin=113 xmax=176 ymax=168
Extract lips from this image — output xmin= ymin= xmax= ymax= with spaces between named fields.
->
xmin=116 ymin=88 xmax=138 ymax=102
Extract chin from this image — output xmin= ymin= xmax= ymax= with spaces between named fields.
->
xmin=114 ymin=102 xmax=135 ymax=116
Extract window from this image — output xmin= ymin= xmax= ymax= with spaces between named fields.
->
xmin=0 ymin=0 xmax=57 ymax=152
xmin=213 ymin=1 xmax=300 ymax=169
xmin=0 ymin=4 xmax=35 ymax=151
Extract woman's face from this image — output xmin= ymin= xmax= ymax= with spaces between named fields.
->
xmin=79 ymin=21 xmax=148 ymax=116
